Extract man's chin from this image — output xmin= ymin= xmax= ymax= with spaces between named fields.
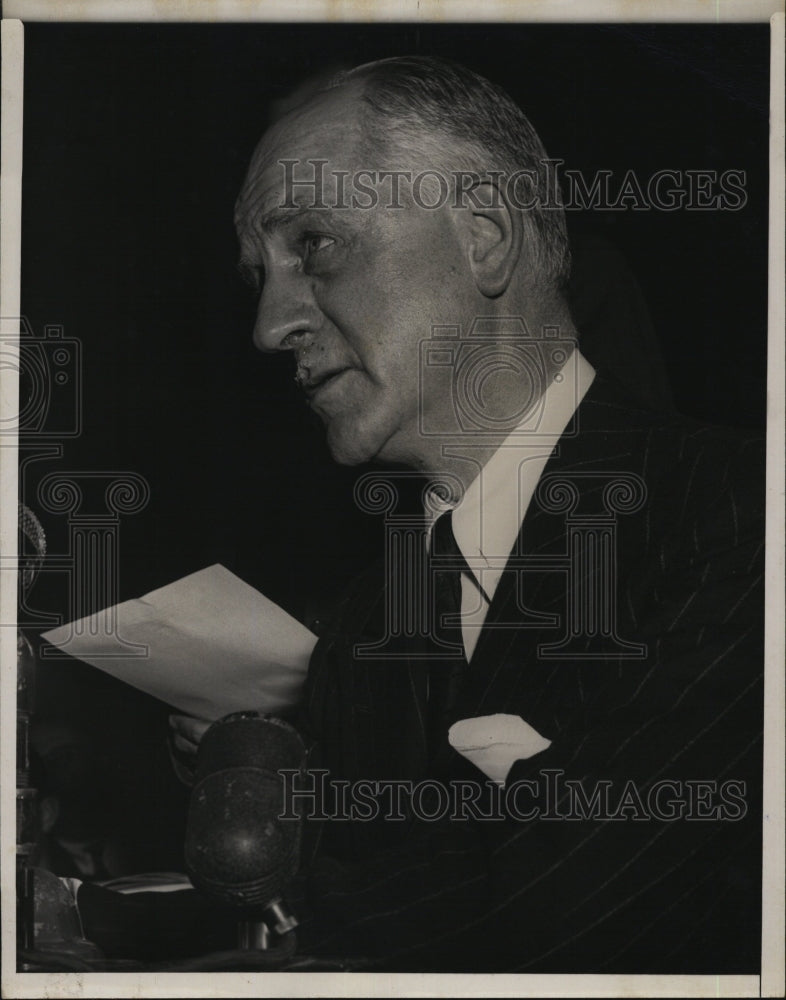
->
xmin=325 ymin=425 xmax=375 ymax=467
xmin=324 ymin=416 xmax=399 ymax=468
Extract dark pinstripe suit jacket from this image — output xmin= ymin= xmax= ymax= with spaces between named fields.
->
xmin=293 ymin=374 xmax=765 ymax=974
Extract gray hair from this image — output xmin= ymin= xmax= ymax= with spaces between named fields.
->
xmin=328 ymin=55 xmax=571 ymax=291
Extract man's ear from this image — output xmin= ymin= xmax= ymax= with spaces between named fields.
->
xmin=457 ymin=180 xmax=526 ymax=298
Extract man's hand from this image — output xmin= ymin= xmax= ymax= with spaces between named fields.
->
xmin=167 ymin=714 xmax=211 ymax=787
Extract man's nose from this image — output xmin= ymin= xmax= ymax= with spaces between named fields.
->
xmin=252 ymin=270 xmax=319 ymax=353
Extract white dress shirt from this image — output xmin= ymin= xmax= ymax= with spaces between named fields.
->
xmin=426 ymin=348 xmax=596 ymax=661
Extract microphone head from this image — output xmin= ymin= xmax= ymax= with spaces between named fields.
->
xmin=184 ymin=712 xmax=306 ymax=914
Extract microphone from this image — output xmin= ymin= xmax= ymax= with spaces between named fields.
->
xmin=184 ymin=712 xmax=306 ymax=945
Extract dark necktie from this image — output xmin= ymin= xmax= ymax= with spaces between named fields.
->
xmin=427 ymin=510 xmax=469 ymax=748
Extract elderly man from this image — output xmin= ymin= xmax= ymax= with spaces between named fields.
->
xmin=170 ymin=56 xmax=764 ymax=973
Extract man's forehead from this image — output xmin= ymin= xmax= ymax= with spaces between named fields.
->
xmin=255 ymin=93 xmax=364 ymax=167
xmin=236 ymin=85 xmax=367 ymax=231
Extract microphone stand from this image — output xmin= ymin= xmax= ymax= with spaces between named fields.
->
xmin=238 ymin=895 xmax=298 ymax=950
xmin=238 ymin=920 xmax=269 ymax=950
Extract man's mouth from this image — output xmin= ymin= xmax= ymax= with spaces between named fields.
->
xmin=301 ymin=367 xmax=351 ymax=399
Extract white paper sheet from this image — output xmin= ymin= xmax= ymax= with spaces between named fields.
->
xmin=41 ymin=564 xmax=317 ymax=721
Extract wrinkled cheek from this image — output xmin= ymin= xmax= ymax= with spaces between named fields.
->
xmin=319 ymin=261 xmax=373 ymax=306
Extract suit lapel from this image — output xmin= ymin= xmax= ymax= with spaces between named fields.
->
xmin=446 ymin=374 xmax=651 ymax=731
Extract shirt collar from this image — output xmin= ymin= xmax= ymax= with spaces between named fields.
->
xmin=426 ymin=348 xmax=596 ymax=602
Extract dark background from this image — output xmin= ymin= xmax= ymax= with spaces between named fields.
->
xmin=18 ymin=22 xmax=770 ymax=871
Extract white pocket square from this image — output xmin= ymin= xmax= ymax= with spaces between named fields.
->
xmin=448 ymin=713 xmax=552 ymax=785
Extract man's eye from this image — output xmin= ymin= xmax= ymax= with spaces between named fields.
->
xmin=302 ymin=233 xmax=336 ymax=259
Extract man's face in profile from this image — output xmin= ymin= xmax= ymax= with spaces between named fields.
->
xmin=234 ymin=83 xmax=475 ymax=468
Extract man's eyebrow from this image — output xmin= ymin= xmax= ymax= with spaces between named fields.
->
xmin=257 ymin=206 xmax=308 ymax=235
xmin=257 ymin=204 xmax=349 ymax=235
